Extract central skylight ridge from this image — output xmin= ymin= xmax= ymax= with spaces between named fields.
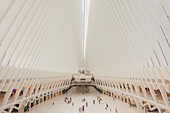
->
xmin=80 ymin=0 xmax=91 ymax=61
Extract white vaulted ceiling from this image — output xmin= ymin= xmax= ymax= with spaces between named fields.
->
xmin=0 ymin=0 xmax=81 ymax=73
xmin=0 ymin=0 xmax=169 ymax=77
xmin=85 ymin=0 xmax=170 ymax=77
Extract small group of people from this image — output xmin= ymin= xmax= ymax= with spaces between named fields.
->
xmin=105 ymin=103 xmax=118 ymax=113
xmin=92 ymin=96 xmax=103 ymax=105
xmin=96 ymin=95 xmax=118 ymax=113
xmin=79 ymin=102 xmax=88 ymax=113
xmin=64 ymin=97 xmax=72 ymax=104
xmin=79 ymin=92 xmax=89 ymax=113
xmin=79 ymin=105 xmax=85 ymax=113
xmin=97 ymin=96 xmax=103 ymax=104
xmin=82 ymin=91 xmax=88 ymax=95
xmin=105 ymin=101 xmax=118 ymax=113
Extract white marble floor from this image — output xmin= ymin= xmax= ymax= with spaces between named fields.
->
xmin=24 ymin=86 xmax=157 ymax=113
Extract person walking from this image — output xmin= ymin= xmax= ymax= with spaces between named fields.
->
xmin=93 ymin=100 xmax=95 ymax=104
xmin=79 ymin=107 xmax=82 ymax=113
xmin=115 ymin=107 xmax=118 ymax=113
xmin=106 ymin=103 xmax=108 ymax=108
xmin=86 ymin=102 xmax=88 ymax=107
xmin=27 ymin=106 xmax=29 ymax=111
xmin=24 ymin=107 xmax=27 ymax=112
xmin=105 ymin=103 xmax=109 ymax=110
xmin=82 ymin=105 xmax=84 ymax=111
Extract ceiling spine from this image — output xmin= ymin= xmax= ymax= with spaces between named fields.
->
xmin=79 ymin=0 xmax=90 ymax=67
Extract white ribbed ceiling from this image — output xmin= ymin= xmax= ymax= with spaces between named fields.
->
xmin=0 ymin=0 xmax=81 ymax=73
xmin=85 ymin=0 xmax=170 ymax=77
xmin=0 ymin=0 xmax=169 ymax=76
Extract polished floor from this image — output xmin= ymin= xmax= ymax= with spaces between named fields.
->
xmin=23 ymin=86 xmax=157 ymax=113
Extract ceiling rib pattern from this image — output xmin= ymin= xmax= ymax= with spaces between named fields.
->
xmin=0 ymin=0 xmax=81 ymax=73
xmin=85 ymin=0 xmax=170 ymax=77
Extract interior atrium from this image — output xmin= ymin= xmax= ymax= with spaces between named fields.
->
xmin=0 ymin=0 xmax=169 ymax=113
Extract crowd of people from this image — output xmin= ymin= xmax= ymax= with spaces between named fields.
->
xmin=78 ymin=90 xmax=118 ymax=113
xmin=62 ymin=89 xmax=118 ymax=113
xmin=64 ymin=97 xmax=73 ymax=104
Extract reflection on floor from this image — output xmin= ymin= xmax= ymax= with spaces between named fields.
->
xmin=22 ymin=86 xmax=158 ymax=113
